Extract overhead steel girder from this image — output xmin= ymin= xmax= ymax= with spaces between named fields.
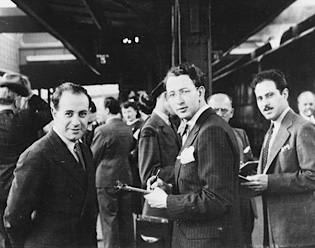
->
xmin=12 ymin=0 xmax=101 ymax=76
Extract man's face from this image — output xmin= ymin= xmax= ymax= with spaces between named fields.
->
xmin=208 ymin=96 xmax=234 ymax=123
xmin=298 ymin=93 xmax=315 ymax=118
xmin=166 ymin=75 xmax=202 ymax=121
xmin=255 ymin=80 xmax=288 ymax=121
xmin=53 ymin=91 xmax=89 ymax=142
xmin=122 ymin=106 xmax=137 ymax=123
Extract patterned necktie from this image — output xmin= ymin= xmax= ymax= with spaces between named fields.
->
xmin=261 ymin=124 xmax=274 ymax=172
xmin=74 ymin=142 xmax=86 ymax=171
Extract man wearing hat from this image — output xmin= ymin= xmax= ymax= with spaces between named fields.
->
xmin=0 ymin=73 xmax=52 ymax=247
xmin=138 ymin=81 xmax=181 ymax=218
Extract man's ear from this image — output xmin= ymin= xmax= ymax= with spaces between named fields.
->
xmin=51 ymin=107 xmax=57 ymax=120
xmin=197 ymin=86 xmax=205 ymax=98
xmin=282 ymin=88 xmax=289 ymax=100
xmin=231 ymin=108 xmax=234 ymax=118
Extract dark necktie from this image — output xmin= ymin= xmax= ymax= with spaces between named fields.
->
xmin=182 ymin=124 xmax=190 ymax=144
xmin=74 ymin=142 xmax=86 ymax=171
xmin=261 ymin=124 xmax=274 ymax=172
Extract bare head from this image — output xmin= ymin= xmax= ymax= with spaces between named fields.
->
xmin=207 ymin=93 xmax=234 ymax=123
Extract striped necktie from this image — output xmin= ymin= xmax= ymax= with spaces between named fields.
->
xmin=261 ymin=124 xmax=274 ymax=172
xmin=74 ymin=142 xmax=86 ymax=171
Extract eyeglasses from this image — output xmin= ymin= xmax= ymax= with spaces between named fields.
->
xmin=167 ymin=87 xmax=199 ymax=99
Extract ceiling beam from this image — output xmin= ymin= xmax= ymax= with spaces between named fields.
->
xmin=82 ymin=0 xmax=102 ymax=30
xmin=12 ymin=0 xmax=101 ymax=76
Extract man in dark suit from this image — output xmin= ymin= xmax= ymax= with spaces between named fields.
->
xmin=144 ymin=62 xmax=243 ymax=248
xmin=0 ymin=73 xmax=52 ymax=248
xmin=91 ymin=97 xmax=134 ymax=248
xmin=4 ymin=82 xmax=97 ymax=248
xmin=243 ymin=70 xmax=315 ymax=247
xmin=138 ymin=81 xmax=181 ymax=218
xmin=208 ymin=93 xmax=255 ymax=248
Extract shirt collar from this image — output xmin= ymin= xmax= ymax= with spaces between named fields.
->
xmin=186 ymin=104 xmax=210 ymax=131
xmin=53 ymin=126 xmax=76 ymax=152
xmin=271 ymin=107 xmax=290 ymax=130
xmin=126 ymin=118 xmax=139 ymax=126
xmin=300 ymin=112 xmax=315 ymax=123
xmin=153 ymin=109 xmax=170 ymax=125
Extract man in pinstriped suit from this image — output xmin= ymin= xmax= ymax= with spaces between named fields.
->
xmin=144 ymin=63 xmax=244 ymax=248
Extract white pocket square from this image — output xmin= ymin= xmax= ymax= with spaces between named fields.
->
xmin=177 ymin=146 xmax=195 ymax=164
xmin=281 ymin=144 xmax=291 ymax=152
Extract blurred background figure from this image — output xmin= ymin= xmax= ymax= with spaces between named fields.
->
xmin=208 ymin=93 xmax=254 ymax=163
xmin=121 ymin=100 xmax=143 ymax=215
xmin=137 ymin=92 xmax=155 ymax=121
xmin=138 ymin=81 xmax=181 ymax=218
xmin=0 ymin=72 xmax=52 ymax=248
xmin=127 ymin=90 xmax=139 ymax=102
xmin=82 ymin=100 xmax=99 ymax=147
xmin=297 ymin=91 xmax=315 ymax=124
xmin=91 ymin=97 xmax=134 ymax=248
xmin=208 ymin=93 xmax=255 ymax=248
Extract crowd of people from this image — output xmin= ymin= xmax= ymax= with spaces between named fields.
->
xmin=0 ymin=63 xmax=315 ymax=248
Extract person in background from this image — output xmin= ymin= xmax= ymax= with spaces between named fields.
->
xmin=4 ymin=82 xmax=97 ymax=248
xmin=82 ymin=100 xmax=98 ymax=147
xmin=144 ymin=62 xmax=243 ymax=248
xmin=138 ymin=81 xmax=181 ymax=218
xmin=121 ymin=100 xmax=143 ymax=215
xmin=297 ymin=90 xmax=315 ymax=124
xmin=208 ymin=93 xmax=255 ymax=248
xmin=91 ymin=97 xmax=134 ymax=248
xmin=207 ymin=93 xmax=254 ymax=165
xmin=137 ymin=92 xmax=155 ymax=121
xmin=0 ymin=73 xmax=52 ymax=248
xmin=242 ymin=70 xmax=315 ymax=248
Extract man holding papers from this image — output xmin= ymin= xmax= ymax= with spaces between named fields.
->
xmin=144 ymin=63 xmax=243 ymax=248
xmin=243 ymin=70 xmax=315 ymax=248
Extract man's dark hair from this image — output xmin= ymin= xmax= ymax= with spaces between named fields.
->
xmin=52 ymin=82 xmax=89 ymax=110
xmin=252 ymin=69 xmax=288 ymax=93
xmin=89 ymin=100 xmax=97 ymax=113
xmin=164 ymin=62 xmax=205 ymax=88
xmin=104 ymin=96 xmax=120 ymax=115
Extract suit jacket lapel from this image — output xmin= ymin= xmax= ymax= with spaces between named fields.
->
xmin=48 ymin=130 xmax=87 ymax=190
xmin=175 ymin=108 xmax=214 ymax=183
xmin=263 ymin=110 xmax=293 ymax=173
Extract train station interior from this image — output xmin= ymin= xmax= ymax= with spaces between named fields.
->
xmin=2 ymin=1 xmax=315 ymax=246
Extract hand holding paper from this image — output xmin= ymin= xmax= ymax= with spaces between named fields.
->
xmin=241 ymin=174 xmax=268 ymax=192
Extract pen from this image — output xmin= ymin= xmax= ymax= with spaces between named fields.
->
xmin=151 ymin=169 xmax=161 ymax=185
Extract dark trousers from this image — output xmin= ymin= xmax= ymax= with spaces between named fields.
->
xmin=97 ymin=187 xmax=134 ymax=248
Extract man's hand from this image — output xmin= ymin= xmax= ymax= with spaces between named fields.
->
xmin=241 ymin=174 xmax=268 ymax=192
xmin=144 ymin=187 xmax=168 ymax=209
xmin=146 ymin=176 xmax=172 ymax=194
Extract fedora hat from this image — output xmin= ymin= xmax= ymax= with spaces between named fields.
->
xmin=0 ymin=73 xmax=29 ymax=96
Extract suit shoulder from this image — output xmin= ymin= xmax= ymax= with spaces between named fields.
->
xmin=140 ymin=125 xmax=157 ymax=138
